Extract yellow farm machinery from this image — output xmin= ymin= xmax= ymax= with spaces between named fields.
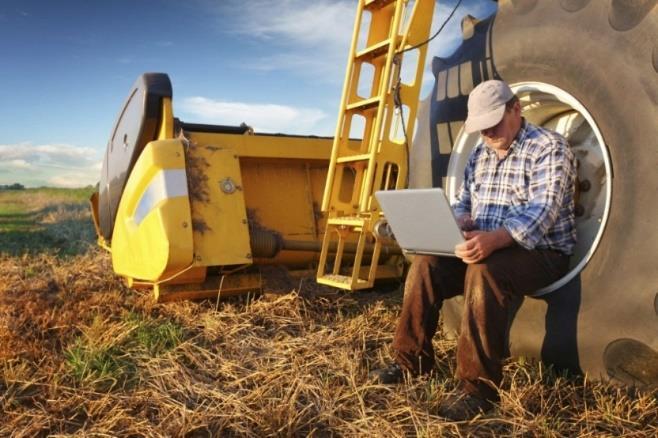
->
xmin=91 ymin=0 xmax=658 ymax=386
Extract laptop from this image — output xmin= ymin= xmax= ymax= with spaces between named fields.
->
xmin=375 ymin=188 xmax=465 ymax=257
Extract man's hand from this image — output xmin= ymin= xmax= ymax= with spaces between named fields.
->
xmin=456 ymin=214 xmax=477 ymax=231
xmin=455 ymin=228 xmax=514 ymax=264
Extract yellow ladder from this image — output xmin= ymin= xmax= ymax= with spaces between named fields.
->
xmin=317 ymin=0 xmax=435 ymax=290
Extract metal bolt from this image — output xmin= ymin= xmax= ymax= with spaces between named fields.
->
xmin=242 ymin=219 xmax=248 ymax=224
xmin=246 ymin=253 xmax=252 ymax=259
xmin=579 ymin=180 xmax=591 ymax=192
xmin=182 ymin=222 xmax=188 ymax=228
xmin=220 ymin=177 xmax=237 ymax=194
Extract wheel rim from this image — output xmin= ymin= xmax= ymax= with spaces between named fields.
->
xmin=446 ymin=81 xmax=613 ymax=295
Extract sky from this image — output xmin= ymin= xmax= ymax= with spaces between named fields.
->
xmin=0 ymin=0 xmax=496 ymax=188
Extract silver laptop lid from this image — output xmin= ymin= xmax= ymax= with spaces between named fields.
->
xmin=375 ymin=188 xmax=464 ymax=257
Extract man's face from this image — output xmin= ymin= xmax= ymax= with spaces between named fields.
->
xmin=480 ymin=101 xmax=522 ymax=152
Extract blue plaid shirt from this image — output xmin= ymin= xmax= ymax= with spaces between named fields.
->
xmin=452 ymin=120 xmax=577 ymax=255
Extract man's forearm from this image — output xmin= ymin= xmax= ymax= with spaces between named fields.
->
xmin=491 ymin=227 xmax=515 ymax=250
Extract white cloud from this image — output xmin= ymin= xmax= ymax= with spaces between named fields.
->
xmin=4 ymin=159 xmax=32 ymax=170
xmin=0 ymin=143 xmax=97 ymax=164
xmin=222 ymin=0 xmax=353 ymax=48
xmin=217 ymin=0 xmax=354 ymax=81
xmin=180 ymin=97 xmax=328 ymax=135
xmin=0 ymin=143 xmax=102 ymax=188
xmin=238 ymin=52 xmax=342 ymax=75
xmin=47 ymin=172 xmax=98 ymax=189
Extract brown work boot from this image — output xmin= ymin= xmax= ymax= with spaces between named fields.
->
xmin=368 ymin=363 xmax=406 ymax=384
xmin=437 ymin=391 xmax=494 ymax=421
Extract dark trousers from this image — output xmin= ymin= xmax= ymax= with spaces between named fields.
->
xmin=392 ymin=246 xmax=569 ymax=401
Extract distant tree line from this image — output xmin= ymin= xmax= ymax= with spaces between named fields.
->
xmin=0 ymin=183 xmax=25 ymax=190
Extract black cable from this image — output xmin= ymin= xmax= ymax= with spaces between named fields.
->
xmin=392 ymin=73 xmax=410 ymax=187
xmin=399 ymin=0 xmax=463 ymax=55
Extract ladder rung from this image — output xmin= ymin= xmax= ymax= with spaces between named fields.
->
xmin=328 ymin=216 xmax=366 ymax=227
xmin=317 ymin=274 xmax=371 ymax=290
xmin=355 ymin=39 xmax=391 ymax=61
xmin=346 ymin=96 xmax=380 ymax=113
xmin=364 ymin=0 xmax=397 ymax=11
xmin=336 ymin=153 xmax=371 ymax=164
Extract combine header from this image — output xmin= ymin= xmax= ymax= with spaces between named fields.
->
xmin=90 ymin=0 xmax=434 ymax=301
xmin=90 ymin=72 xmax=351 ymax=301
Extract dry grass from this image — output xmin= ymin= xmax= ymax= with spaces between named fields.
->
xmin=0 ymin=188 xmax=96 ymax=256
xmin=1 ymin=191 xmax=657 ymax=437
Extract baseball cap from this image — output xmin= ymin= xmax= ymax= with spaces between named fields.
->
xmin=464 ymin=80 xmax=514 ymax=134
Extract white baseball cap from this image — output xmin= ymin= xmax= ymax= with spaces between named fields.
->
xmin=464 ymin=80 xmax=515 ymax=134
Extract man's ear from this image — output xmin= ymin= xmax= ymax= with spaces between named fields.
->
xmin=513 ymin=100 xmax=522 ymax=115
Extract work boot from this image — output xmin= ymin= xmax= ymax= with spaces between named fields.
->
xmin=437 ymin=391 xmax=494 ymax=421
xmin=368 ymin=363 xmax=406 ymax=384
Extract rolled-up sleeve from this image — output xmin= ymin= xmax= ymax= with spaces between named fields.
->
xmin=503 ymin=140 xmax=575 ymax=249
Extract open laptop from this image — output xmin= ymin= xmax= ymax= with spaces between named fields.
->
xmin=375 ymin=188 xmax=465 ymax=257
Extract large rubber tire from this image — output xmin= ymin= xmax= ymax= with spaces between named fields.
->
xmin=411 ymin=0 xmax=658 ymax=384
xmin=99 ymin=73 xmax=172 ymax=241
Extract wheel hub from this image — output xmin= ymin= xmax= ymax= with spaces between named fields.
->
xmin=447 ymin=82 xmax=613 ymax=295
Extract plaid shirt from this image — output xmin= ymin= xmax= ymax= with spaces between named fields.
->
xmin=452 ymin=120 xmax=577 ymax=254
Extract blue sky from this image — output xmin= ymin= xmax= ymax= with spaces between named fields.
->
xmin=0 ymin=0 xmax=495 ymax=187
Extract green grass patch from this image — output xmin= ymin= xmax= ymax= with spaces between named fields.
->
xmin=0 ymin=186 xmax=95 ymax=209
xmin=64 ymin=313 xmax=185 ymax=391
xmin=27 ymin=186 xmax=96 ymax=203
xmin=64 ymin=338 xmax=136 ymax=392
xmin=0 ymin=202 xmax=29 ymax=216
xmin=124 ymin=312 xmax=185 ymax=356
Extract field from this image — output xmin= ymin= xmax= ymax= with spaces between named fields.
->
xmin=0 ymin=189 xmax=656 ymax=436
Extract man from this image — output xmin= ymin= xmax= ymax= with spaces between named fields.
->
xmin=370 ymin=80 xmax=577 ymax=421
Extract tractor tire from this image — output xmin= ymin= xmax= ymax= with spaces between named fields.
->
xmin=412 ymin=0 xmax=658 ymax=384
